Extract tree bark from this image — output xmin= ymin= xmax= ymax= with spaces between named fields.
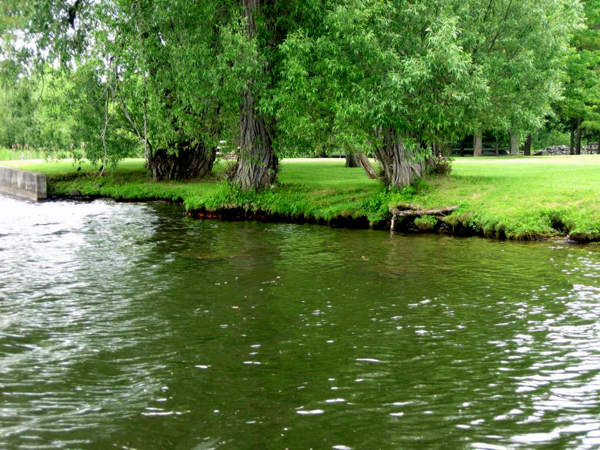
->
xmin=147 ymin=141 xmax=217 ymax=181
xmin=233 ymin=0 xmax=278 ymax=190
xmin=570 ymin=120 xmax=575 ymax=155
xmin=576 ymin=119 xmax=582 ymax=155
xmin=474 ymin=130 xmax=483 ymax=157
xmin=234 ymin=90 xmax=278 ymax=190
xmin=374 ymin=127 xmax=426 ymax=188
xmin=510 ymin=131 xmax=519 ymax=155
xmin=358 ymin=153 xmax=378 ymax=179
xmin=347 ymin=152 xmax=378 ymax=178
xmin=524 ymin=134 xmax=532 ymax=156
xmin=345 ymin=153 xmax=361 ymax=167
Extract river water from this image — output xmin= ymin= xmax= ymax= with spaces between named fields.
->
xmin=1 ymin=196 xmax=600 ymax=449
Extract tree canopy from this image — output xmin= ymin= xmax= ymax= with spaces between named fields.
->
xmin=0 ymin=0 xmax=586 ymax=188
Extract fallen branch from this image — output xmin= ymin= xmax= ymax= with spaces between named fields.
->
xmin=390 ymin=205 xmax=459 ymax=231
xmin=390 ymin=205 xmax=459 ymax=217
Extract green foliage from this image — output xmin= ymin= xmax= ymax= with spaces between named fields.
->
xmin=414 ymin=215 xmax=438 ymax=232
xmin=1 ymin=0 xmax=255 ymax=168
xmin=0 ymin=0 xmax=587 ymax=181
xmin=556 ymin=0 xmax=600 ymax=142
xmin=0 ymin=147 xmax=44 ymax=160
xmin=0 ymin=61 xmax=38 ymax=149
xmin=460 ymin=0 xmax=582 ymax=139
xmin=275 ymin=0 xmax=487 ymax=157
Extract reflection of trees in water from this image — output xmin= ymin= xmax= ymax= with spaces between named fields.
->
xmin=90 ymin=221 xmax=600 ymax=448
xmin=80 ymin=215 xmax=600 ymax=448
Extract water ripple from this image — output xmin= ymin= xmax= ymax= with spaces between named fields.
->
xmin=1 ymin=197 xmax=600 ymax=449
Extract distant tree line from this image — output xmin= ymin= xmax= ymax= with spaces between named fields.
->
xmin=0 ymin=0 xmax=596 ymax=189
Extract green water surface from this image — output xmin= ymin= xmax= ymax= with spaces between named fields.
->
xmin=1 ymin=196 xmax=600 ymax=449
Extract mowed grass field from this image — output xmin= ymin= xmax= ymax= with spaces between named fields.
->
xmin=2 ymin=156 xmax=600 ymax=240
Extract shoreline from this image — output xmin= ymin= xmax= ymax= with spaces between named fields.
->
xmin=47 ymin=190 xmax=593 ymax=244
xmin=5 ymin=157 xmax=600 ymax=244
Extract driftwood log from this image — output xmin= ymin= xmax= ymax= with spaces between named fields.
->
xmin=390 ymin=204 xmax=459 ymax=231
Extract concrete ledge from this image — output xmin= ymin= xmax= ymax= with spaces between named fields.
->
xmin=0 ymin=166 xmax=47 ymax=201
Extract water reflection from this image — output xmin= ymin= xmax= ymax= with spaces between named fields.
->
xmin=0 ymin=195 xmax=599 ymax=449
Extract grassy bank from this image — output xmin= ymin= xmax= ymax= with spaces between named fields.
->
xmin=3 ymin=156 xmax=600 ymax=241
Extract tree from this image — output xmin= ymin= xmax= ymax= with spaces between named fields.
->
xmin=232 ymin=0 xmax=336 ymax=189
xmin=231 ymin=0 xmax=277 ymax=190
xmin=276 ymin=0 xmax=487 ymax=187
xmin=459 ymin=0 xmax=581 ymax=156
xmin=0 ymin=61 xmax=39 ymax=149
xmin=111 ymin=0 xmax=249 ymax=180
xmin=558 ymin=0 xmax=600 ymax=154
xmin=1 ymin=0 xmax=583 ymax=188
xmin=1 ymin=0 xmax=253 ymax=180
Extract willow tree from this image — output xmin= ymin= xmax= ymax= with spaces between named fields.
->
xmin=109 ymin=0 xmax=261 ymax=181
xmin=0 ymin=61 xmax=39 ymax=149
xmin=231 ymin=0 xmax=335 ymax=190
xmin=2 ymin=0 xmax=332 ymax=187
xmin=2 ymin=0 xmax=252 ymax=180
xmin=276 ymin=0 xmax=486 ymax=188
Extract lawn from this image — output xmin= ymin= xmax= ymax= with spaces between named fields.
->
xmin=412 ymin=156 xmax=600 ymax=240
xmin=3 ymin=156 xmax=600 ymax=240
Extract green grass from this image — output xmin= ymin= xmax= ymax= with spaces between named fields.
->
xmin=412 ymin=157 xmax=600 ymax=240
xmin=3 ymin=156 xmax=600 ymax=240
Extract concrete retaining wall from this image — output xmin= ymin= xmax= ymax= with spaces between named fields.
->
xmin=0 ymin=166 xmax=47 ymax=201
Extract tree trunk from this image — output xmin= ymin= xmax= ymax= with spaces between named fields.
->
xmin=374 ymin=127 xmax=426 ymax=188
xmin=234 ymin=0 xmax=278 ymax=190
xmin=345 ymin=153 xmax=361 ymax=167
xmin=524 ymin=134 xmax=532 ymax=156
xmin=358 ymin=153 xmax=378 ymax=179
xmin=495 ymin=136 xmax=499 ymax=156
xmin=570 ymin=120 xmax=575 ymax=155
xmin=347 ymin=152 xmax=378 ymax=179
xmin=147 ymin=141 xmax=216 ymax=181
xmin=510 ymin=131 xmax=519 ymax=155
xmin=576 ymin=119 xmax=582 ymax=155
xmin=474 ymin=130 xmax=483 ymax=157
xmin=234 ymin=90 xmax=278 ymax=190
